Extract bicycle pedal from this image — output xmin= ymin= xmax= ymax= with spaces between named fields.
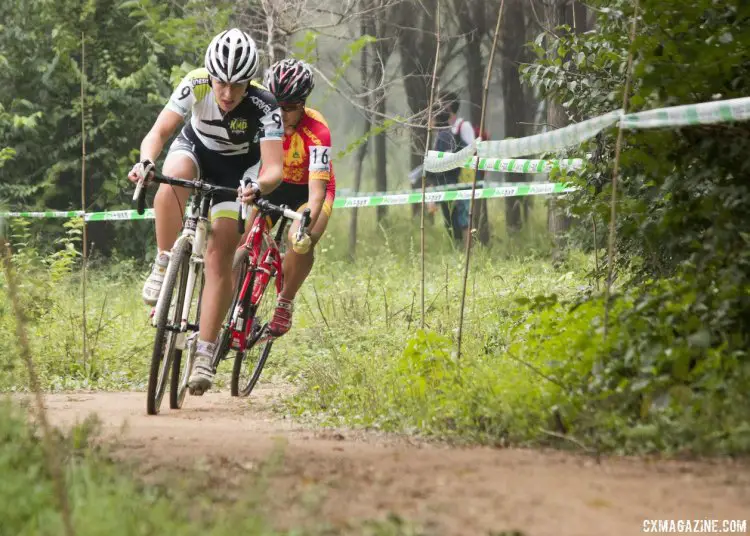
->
xmin=258 ymin=330 xmax=275 ymax=344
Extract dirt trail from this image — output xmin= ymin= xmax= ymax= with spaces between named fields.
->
xmin=40 ymin=386 xmax=749 ymax=536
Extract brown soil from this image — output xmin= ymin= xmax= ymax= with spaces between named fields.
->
xmin=39 ymin=385 xmax=749 ymax=536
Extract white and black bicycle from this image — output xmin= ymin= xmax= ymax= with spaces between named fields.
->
xmin=132 ymin=172 xmax=243 ymax=415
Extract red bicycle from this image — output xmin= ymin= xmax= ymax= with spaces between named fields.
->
xmin=211 ymin=198 xmax=311 ymax=397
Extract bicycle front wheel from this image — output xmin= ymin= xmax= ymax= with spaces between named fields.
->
xmin=147 ymin=237 xmax=190 ymax=415
xmin=232 ymin=338 xmax=273 ymax=398
xmin=215 ymin=247 xmax=251 ymax=387
xmin=230 ymin=267 xmax=276 ymax=398
xmin=170 ymin=267 xmax=204 ymax=410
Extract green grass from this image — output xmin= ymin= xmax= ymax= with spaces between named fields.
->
xmin=0 ymin=260 xmax=151 ymax=392
xmin=271 ymin=243 xmax=594 ymax=445
xmin=3 ymin=200 xmax=749 ymax=456
xmin=1 ymin=199 xmax=560 ymax=393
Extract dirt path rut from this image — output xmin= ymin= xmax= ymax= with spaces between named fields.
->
xmin=41 ymin=386 xmax=749 ymax=536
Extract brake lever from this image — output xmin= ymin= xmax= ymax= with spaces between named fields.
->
xmin=296 ymin=208 xmax=312 ymax=241
xmin=134 ymin=177 xmax=146 ymax=215
xmin=237 ymin=180 xmax=246 ymax=234
xmin=237 ymin=203 xmax=245 ymax=234
xmin=132 ymin=177 xmax=144 ymax=202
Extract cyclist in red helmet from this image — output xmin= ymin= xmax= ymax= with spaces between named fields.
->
xmin=243 ymin=58 xmax=336 ymax=338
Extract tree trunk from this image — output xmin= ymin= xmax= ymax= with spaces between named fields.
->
xmin=546 ymin=97 xmax=571 ymax=254
xmin=465 ymin=34 xmax=484 ymax=125
xmin=375 ymin=92 xmax=387 ymax=222
xmin=500 ymin=0 xmax=527 ymax=232
xmin=373 ymin=12 xmax=392 ymax=223
xmin=463 ymin=17 xmax=490 ymax=246
xmin=349 ymin=121 xmax=370 ymax=260
xmin=260 ymin=0 xmax=275 ymax=65
xmin=547 ymin=0 xmax=589 ymax=262
xmin=396 ymin=0 xmax=437 ymax=219
xmin=349 ymin=15 xmax=372 ymax=261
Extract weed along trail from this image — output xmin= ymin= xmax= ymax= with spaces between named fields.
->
xmin=42 ymin=387 xmax=749 ymax=536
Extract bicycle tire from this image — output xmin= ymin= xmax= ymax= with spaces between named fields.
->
xmin=232 ymin=339 xmax=273 ymax=398
xmin=147 ymin=237 xmax=190 ymax=415
xmin=170 ymin=268 xmax=204 ymax=409
xmin=215 ymin=248 xmax=252 ymax=395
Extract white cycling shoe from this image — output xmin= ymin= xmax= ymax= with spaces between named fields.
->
xmin=188 ymin=349 xmax=215 ymax=396
xmin=142 ymin=252 xmax=170 ymax=306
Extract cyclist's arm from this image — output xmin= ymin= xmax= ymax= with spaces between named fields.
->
xmin=256 ymin=139 xmax=283 ymax=194
xmin=139 ymin=71 xmax=195 ymax=163
xmin=306 ymin=130 xmax=333 ymax=227
xmin=138 ymin=109 xmax=183 ymax=163
xmin=307 ymin=179 xmax=326 ymax=228
xmin=255 ymin=104 xmax=284 ymax=194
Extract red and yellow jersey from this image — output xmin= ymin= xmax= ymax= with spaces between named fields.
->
xmin=282 ymin=107 xmax=335 ymax=185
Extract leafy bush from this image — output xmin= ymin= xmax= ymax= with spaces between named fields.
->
xmin=1 ymin=218 xmax=151 ymax=391
xmin=510 ymin=0 xmax=750 ymax=453
xmin=282 ymin=250 xmax=595 ymax=446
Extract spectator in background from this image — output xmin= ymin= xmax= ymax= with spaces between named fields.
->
xmin=427 ymin=90 xmax=475 ymax=249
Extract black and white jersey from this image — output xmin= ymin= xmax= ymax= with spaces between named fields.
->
xmin=164 ymin=68 xmax=283 ymax=156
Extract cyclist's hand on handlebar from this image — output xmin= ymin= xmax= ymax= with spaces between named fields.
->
xmin=291 ymin=230 xmax=312 ymax=254
xmin=128 ymin=159 xmax=155 ymax=184
xmin=240 ymin=180 xmax=261 ymax=205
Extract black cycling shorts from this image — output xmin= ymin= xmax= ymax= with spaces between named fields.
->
xmin=166 ymin=126 xmax=258 ymax=216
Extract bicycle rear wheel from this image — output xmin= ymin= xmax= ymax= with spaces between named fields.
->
xmin=231 ymin=268 xmax=276 ymax=398
xmin=147 ymin=237 xmax=190 ymax=415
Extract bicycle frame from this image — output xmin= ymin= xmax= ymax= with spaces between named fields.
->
xmin=134 ymin=171 xmax=245 ymax=413
xmin=229 ymin=209 xmax=290 ymax=350
xmin=151 ymin=190 xmax=211 ymax=337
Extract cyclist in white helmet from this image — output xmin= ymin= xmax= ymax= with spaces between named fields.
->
xmin=127 ymin=28 xmax=283 ymax=395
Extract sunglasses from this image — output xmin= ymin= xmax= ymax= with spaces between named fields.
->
xmin=279 ymin=103 xmax=303 ymax=112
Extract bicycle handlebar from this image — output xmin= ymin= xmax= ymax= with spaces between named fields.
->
xmin=251 ymin=199 xmax=312 ymax=243
xmin=132 ymin=173 xmax=312 ymax=238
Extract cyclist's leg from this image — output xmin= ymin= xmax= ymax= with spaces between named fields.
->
xmin=200 ymin=216 xmax=242 ymax=343
xmin=280 ymin=201 xmax=331 ymax=300
xmin=187 ymin=157 xmax=250 ymax=393
xmin=453 ymin=199 xmax=470 ymax=248
xmin=142 ymin=143 xmax=197 ymax=305
xmin=155 ymin=154 xmax=195 ymax=250
xmin=188 ymin=210 xmax=242 ymax=393
xmin=270 ymin=181 xmax=334 ymax=336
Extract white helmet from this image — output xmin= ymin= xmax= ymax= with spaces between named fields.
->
xmin=205 ymin=29 xmax=259 ymax=84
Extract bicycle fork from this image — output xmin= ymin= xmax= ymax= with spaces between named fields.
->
xmin=176 ymin=219 xmax=207 ymax=349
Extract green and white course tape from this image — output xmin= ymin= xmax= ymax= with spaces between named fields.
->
xmin=0 ymin=182 xmax=577 ymax=221
xmin=469 ymin=157 xmax=584 ymax=173
xmin=618 ymin=96 xmax=750 ymax=129
xmin=424 ymin=138 xmax=480 ymax=173
xmin=475 ymin=110 xmax=623 ymax=161
xmin=424 ymin=96 xmax=750 ymax=171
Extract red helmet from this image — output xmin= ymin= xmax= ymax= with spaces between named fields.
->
xmin=263 ymin=59 xmax=315 ymax=104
